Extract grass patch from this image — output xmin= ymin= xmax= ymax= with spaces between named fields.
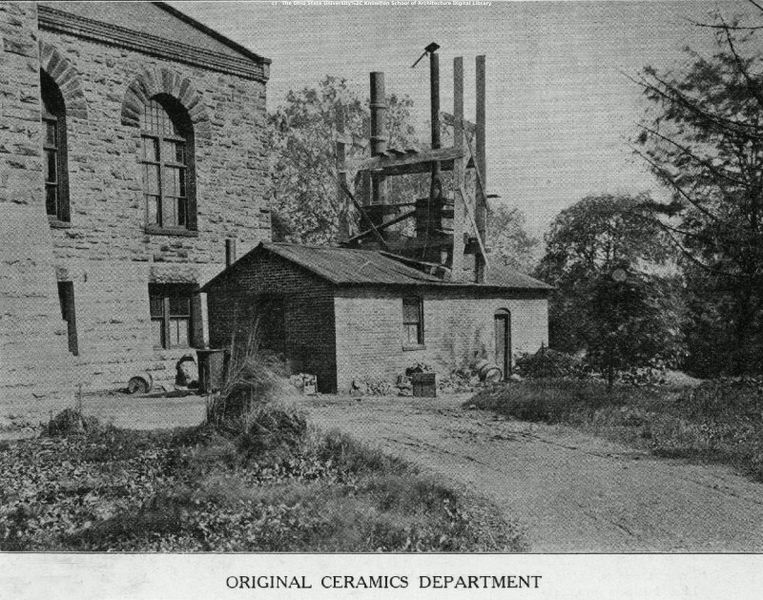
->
xmin=0 ymin=418 xmax=523 ymax=552
xmin=469 ymin=378 xmax=763 ymax=482
xmin=0 ymin=338 xmax=523 ymax=551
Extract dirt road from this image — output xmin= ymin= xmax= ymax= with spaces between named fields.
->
xmin=305 ymin=394 xmax=763 ymax=552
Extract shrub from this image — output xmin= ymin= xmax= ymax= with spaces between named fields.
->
xmin=44 ymin=408 xmax=102 ymax=437
xmin=514 ymin=347 xmax=587 ymax=379
xmin=677 ymin=378 xmax=763 ymax=422
xmin=205 ymin=342 xmax=293 ymax=432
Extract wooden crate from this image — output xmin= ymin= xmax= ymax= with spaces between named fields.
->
xmin=411 ymin=372 xmax=437 ymax=397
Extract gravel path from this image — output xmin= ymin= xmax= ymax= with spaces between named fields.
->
xmin=305 ymin=394 xmax=763 ymax=552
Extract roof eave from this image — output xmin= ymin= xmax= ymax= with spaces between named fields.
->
xmin=154 ymin=1 xmax=272 ymax=66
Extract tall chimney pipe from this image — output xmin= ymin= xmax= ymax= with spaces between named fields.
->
xmin=427 ymin=44 xmax=443 ymax=263
xmin=369 ymin=72 xmax=387 ymax=157
xmin=225 ymin=239 xmax=236 ymax=268
xmin=369 ymin=72 xmax=387 ymax=207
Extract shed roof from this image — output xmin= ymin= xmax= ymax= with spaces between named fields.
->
xmin=264 ymin=242 xmax=443 ymax=286
xmin=202 ymin=242 xmax=551 ymax=292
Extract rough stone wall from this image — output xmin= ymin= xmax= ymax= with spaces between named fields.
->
xmin=206 ymin=251 xmax=338 ymax=393
xmin=0 ymin=2 xmax=77 ymax=419
xmin=334 ymin=288 xmax=548 ymax=392
xmin=1 ymin=8 xmax=270 ymax=395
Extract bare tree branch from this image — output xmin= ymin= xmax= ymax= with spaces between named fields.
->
xmin=625 ymin=71 xmax=763 ymax=139
xmin=637 ymin=123 xmax=749 ymax=187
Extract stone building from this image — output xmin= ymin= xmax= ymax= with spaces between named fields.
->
xmin=0 ymin=2 xmax=271 ymax=415
xmin=203 ymin=242 xmax=550 ymax=393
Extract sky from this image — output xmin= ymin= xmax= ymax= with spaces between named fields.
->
xmin=168 ymin=0 xmax=749 ymax=237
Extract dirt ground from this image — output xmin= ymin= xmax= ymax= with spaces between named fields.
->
xmin=305 ymin=393 xmax=763 ymax=552
xmin=7 ymin=389 xmax=763 ymax=552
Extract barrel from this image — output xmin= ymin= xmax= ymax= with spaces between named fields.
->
xmin=127 ymin=371 xmax=153 ymax=394
xmin=477 ymin=361 xmax=502 ymax=383
xmin=197 ymin=348 xmax=227 ymax=394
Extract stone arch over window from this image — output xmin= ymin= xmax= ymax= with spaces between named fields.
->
xmin=38 ymin=41 xmax=88 ymax=120
xmin=121 ymin=68 xmax=211 ymax=141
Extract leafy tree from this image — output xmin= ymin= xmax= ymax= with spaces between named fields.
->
xmin=633 ymin=4 xmax=763 ymax=374
xmin=266 ymin=76 xmax=424 ymax=245
xmin=535 ymin=194 xmax=684 ymax=378
xmin=587 ymin=267 xmax=686 ymax=388
xmin=486 ymin=203 xmax=539 ymax=274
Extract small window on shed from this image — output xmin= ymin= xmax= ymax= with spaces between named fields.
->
xmin=402 ymin=296 xmax=424 ymax=346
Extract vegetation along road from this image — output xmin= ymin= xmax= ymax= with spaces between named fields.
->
xmin=306 ymin=393 xmax=763 ymax=552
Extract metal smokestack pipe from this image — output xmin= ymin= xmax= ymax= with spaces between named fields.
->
xmin=369 ymin=72 xmax=387 ymax=206
xmin=427 ymin=44 xmax=443 ymax=263
xmin=225 ymin=239 xmax=236 ymax=268
xmin=369 ymin=72 xmax=387 ymax=157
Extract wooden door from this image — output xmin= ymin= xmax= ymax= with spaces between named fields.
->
xmin=494 ymin=311 xmax=511 ymax=379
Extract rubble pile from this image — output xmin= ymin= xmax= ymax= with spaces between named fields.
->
xmin=349 ymin=360 xmax=524 ymax=398
xmin=350 ymin=376 xmax=394 ymax=396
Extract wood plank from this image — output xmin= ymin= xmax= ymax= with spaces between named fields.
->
xmin=345 ymin=210 xmax=416 ymax=243
xmin=339 ymin=181 xmax=389 ymax=250
xmin=451 ymin=56 xmax=466 ymax=279
xmin=475 ymin=55 xmax=487 ymax=282
xmin=353 ymin=145 xmax=463 ymax=174
xmin=458 ymin=183 xmax=489 ymax=268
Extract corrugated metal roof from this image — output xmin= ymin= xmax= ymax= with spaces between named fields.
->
xmin=483 ymin=265 xmax=553 ymax=290
xmin=264 ymin=243 xmax=552 ymax=291
xmin=263 ymin=242 xmax=443 ymax=285
xmin=202 ymin=242 xmax=552 ymax=292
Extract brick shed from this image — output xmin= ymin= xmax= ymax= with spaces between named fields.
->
xmin=203 ymin=242 xmax=551 ymax=393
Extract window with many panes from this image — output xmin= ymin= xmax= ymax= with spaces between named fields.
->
xmin=402 ymin=296 xmax=424 ymax=346
xmin=41 ymin=71 xmax=69 ymax=223
xmin=149 ymin=284 xmax=196 ymax=349
xmin=141 ymin=95 xmax=195 ymax=232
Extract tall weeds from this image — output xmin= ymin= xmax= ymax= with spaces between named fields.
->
xmin=469 ymin=378 xmax=763 ymax=481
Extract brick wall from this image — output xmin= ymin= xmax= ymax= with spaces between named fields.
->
xmin=206 ymin=250 xmax=338 ymax=392
xmin=1 ymin=2 xmax=272 ymax=407
xmin=334 ymin=287 xmax=548 ymax=392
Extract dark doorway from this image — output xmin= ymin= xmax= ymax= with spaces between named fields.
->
xmin=57 ymin=281 xmax=78 ymax=355
xmin=257 ymin=295 xmax=286 ymax=354
xmin=494 ymin=309 xmax=511 ymax=379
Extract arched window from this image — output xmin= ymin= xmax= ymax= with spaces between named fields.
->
xmin=41 ymin=70 xmax=70 ymax=223
xmin=141 ymin=95 xmax=196 ymax=233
